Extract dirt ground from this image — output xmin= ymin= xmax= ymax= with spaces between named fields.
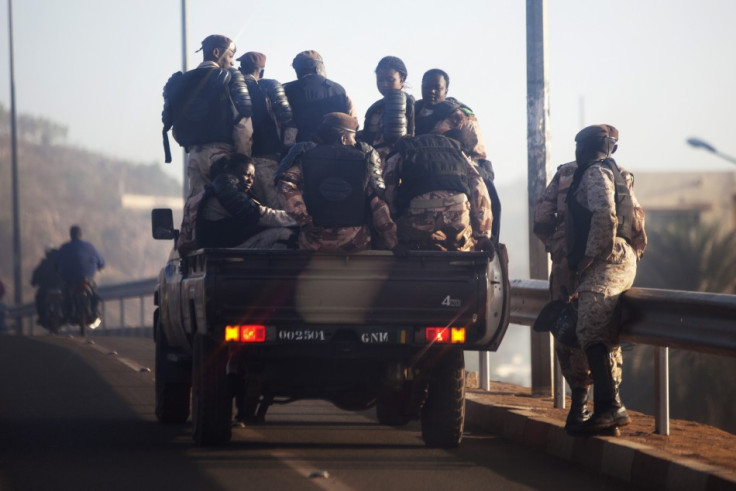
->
xmin=467 ymin=382 xmax=736 ymax=473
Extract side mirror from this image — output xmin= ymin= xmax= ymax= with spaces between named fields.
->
xmin=151 ymin=208 xmax=177 ymax=240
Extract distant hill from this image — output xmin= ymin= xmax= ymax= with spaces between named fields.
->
xmin=0 ymin=105 xmax=180 ymax=302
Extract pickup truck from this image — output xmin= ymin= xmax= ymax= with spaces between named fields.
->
xmin=151 ymin=208 xmax=510 ymax=448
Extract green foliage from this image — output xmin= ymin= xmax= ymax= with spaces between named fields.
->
xmin=636 ymin=220 xmax=736 ymax=293
xmin=627 ymin=219 xmax=736 ymax=433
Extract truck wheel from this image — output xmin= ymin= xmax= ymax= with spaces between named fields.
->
xmin=192 ymin=333 xmax=232 ymax=446
xmin=154 ymin=309 xmax=191 ymax=424
xmin=420 ymin=348 xmax=465 ymax=448
xmin=376 ymin=389 xmax=411 ymax=426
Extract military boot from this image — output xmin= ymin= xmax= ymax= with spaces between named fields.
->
xmin=564 ymin=387 xmax=591 ymax=433
xmin=579 ymin=343 xmax=631 ymax=434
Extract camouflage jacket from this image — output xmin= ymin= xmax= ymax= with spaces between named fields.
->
xmin=383 ymin=150 xmax=492 ymax=239
xmin=276 ymin=157 xmax=397 ymax=252
xmin=570 ymin=160 xmax=647 ymax=262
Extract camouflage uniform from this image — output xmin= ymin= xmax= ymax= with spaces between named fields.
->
xmin=533 ymin=161 xmax=645 ymax=389
xmin=276 ymin=156 xmax=397 ymax=253
xmin=415 ymin=98 xmax=488 ymax=161
xmin=570 ymin=161 xmax=646 ymax=352
xmin=384 ymin=148 xmax=492 ymax=251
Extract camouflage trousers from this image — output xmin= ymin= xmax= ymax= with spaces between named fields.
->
xmin=186 ymin=120 xmax=253 ymax=199
xmin=186 ymin=142 xmax=233 ymax=199
xmin=252 ymin=157 xmax=282 ymax=210
xmin=396 ymin=199 xmax=474 ymax=251
xmin=298 ymin=225 xmax=373 ymax=252
xmin=549 ymin=261 xmax=622 ymax=390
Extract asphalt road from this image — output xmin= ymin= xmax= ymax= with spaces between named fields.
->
xmin=0 ymin=335 xmax=638 ymax=490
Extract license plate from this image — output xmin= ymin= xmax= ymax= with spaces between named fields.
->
xmin=277 ymin=329 xmax=327 ymax=342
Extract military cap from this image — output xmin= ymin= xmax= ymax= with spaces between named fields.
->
xmin=575 ymin=124 xmax=619 ymax=144
xmin=237 ymin=51 xmax=266 ymax=69
xmin=321 ymin=112 xmax=358 ymax=133
xmin=292 ymin=50 xmax=323 ymax=68
xmin=200 ymin=34 xmax=236 ymax=53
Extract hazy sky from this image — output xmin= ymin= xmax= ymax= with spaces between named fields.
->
xmin=1 ymin=0 xmax=736 ymax=186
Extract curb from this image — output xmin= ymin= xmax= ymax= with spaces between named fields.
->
xmin=464 ymin=393 xmax=736 ymax=490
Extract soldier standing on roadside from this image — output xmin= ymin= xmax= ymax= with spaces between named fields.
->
xmin=283 ymin=51 xmax=356 ymax=144
xmin=564 ymin=124 xmax=647 ymax=434
xmin=237 ymin=51 xmax=297 ymax=209
xmin=534 ymin=160 xmax=627 ymax=433
xmin=162 ymin=34 xmax=253 ymax=198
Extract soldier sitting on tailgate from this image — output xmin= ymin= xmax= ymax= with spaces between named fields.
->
xmin=274 ymin=112 xmax=398 ymax=252
xmin=177 ymin=154 xmax=296 ymax=255
xmin=383 ymin=133 xmax=493 ymax=252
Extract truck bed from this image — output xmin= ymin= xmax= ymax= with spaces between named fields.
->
xmin=177 ymin=249 xmax=508 ymax=350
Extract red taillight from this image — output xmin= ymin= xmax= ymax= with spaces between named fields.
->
xmin=225 ymin=325 xmax=266 ymax=343
xmin=425 ymin=327 xmax=465 ymax=344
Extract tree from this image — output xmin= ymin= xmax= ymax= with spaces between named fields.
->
xmin=625 ymin=219 xmax=736 ymax=433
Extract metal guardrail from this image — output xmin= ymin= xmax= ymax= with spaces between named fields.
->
xmin=510 ymin=278 xmax=736 ymax=434
xmin=9 ymin=276 xmax=736 ymax=434
xmin=511 ymin=278 xmax=736 ymax=356
xmin=7 ymin=278 xmax=158 ymax=337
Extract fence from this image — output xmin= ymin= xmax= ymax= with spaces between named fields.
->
xmin=8 ymin=278 xmax=157 ymax=337
xmin=8 ymin=276 xmax=736 ymax=434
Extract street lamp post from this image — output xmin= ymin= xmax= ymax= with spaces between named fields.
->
xmin=686 ymin=137 xmax=736 ymax=165
xmin=7 ymin=0 xmax=23 ymax=334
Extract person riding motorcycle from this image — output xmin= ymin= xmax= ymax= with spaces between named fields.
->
xmin=31 ymin=245 xmax=63 ymax=329
xmin=55 ymin=225 xmax=105 ymax=324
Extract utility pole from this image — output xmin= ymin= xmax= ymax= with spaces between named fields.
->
xmin=526 ymin=0 xmax=554 ymax=396
xmin=7 ymin=0 xmax=22 ymax=334
xmin=180 ymin=0 xmax=189 ymax=201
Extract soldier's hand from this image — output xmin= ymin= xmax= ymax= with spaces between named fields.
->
xmin=475 ymin=237 xmax=495 ymax=258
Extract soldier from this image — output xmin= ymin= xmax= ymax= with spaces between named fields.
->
xmin=415 ymin=68 xmax=500 ymax=241
xmin=177 ymin=154 xmax=296 ymax=254
xmin=162 ymin=34 xmax=253 ymax=198
xmin=237 ymin=51 xmax=297 ymax=209
xmin=415 ymin=69 xmax=488 ymax=164
xmin=533 ymin=161 xmax=626 ymax=432
xmin=564 ymin=124 xmax=647 ymax=434
xmin=383 ymin=133 xmax=493 ymax=252
xmin=283 ymin=51 xmax=356 ymax=144
xmin=359 ymin=56 xmax=415 ymax=161
xmin=275 ymin=112 xmax=397 ymax=252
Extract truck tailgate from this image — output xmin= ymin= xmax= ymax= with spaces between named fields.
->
xmin=202 ymin=250 xmax=488 ymax=327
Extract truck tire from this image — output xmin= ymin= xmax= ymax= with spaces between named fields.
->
xmin=376 ymin=388 xmax=411 ymax=426
xmin=420 ymin=348 xmax=465 ymax=448
xmin=154 ymin=309 xmax=191 ymax=424
xmin=192 ymin=333 xmax=232 ymax=446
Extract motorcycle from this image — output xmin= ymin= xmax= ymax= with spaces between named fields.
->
xmin=67 ymin=280 xmax=102 ymax=337
xmin=43 ymin=288 xmax=65 ymax=334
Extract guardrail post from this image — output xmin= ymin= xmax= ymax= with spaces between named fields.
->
xmin=654 ymin=346 xmax=670 ymax=435
xmin=479 ymin=351 xmax=491 ymax=390
xmin=554 ymin=355 xmax=565 ymax=408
